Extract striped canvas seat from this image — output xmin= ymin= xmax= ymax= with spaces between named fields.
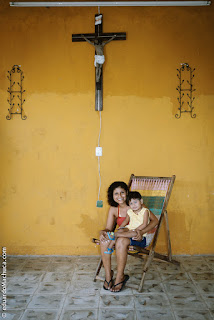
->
xmin=129 ymin=176 xmax=171 ymax=246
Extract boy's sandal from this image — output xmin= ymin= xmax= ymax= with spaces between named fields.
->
xmin=104 ymin=248 xmax=114 ymax=254
xmin=107 ymin=232 xmax=115 ymax=241
xmin=111 ymin=274 xmax=129 ymax=292
xmin=103 ymin=270 xmax=114 ymax=290
xmin=128 ymin=246 xmax=140 ymax=254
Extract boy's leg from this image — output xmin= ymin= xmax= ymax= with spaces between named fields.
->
xmin=108 ymin=240 xmax=115 ymax=249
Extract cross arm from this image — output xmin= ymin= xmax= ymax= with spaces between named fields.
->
xmin=72 ymin=32 xmax=126 ymax=42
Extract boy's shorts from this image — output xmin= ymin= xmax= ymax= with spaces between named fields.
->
xmin=130 ymin=237 xmax=146 ymax=248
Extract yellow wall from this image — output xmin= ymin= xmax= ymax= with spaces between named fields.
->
xmin=0 ymin=3 xmax=213 ymax=255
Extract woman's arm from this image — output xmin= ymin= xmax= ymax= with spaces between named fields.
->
xmin=118 ymin=215 xmax=130 ymax=229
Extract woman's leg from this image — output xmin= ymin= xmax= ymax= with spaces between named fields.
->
xmin=100 ymin=240 xmax=113 ymax=288
xmin=112 ymin=237 xmax=130 ymax=291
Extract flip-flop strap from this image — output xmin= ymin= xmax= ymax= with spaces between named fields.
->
xmin=112 ymin=275 xmax=129 ymax=289
xmin=104 ymin=278 xmax=112 ymax=286
xmin=104 ymin=271 xmax=114 ymax=286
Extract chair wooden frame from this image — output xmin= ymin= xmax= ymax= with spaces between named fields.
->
xmin=92 ymin=174 xmax=180 ymax=292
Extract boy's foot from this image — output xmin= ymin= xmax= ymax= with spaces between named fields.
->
xmin=103 ymin=270 xmax=114 ymax=290
xmin=106 ymin=232 xmax=115 ymax=241
xmin=111 ymin=274 xmax=129 ymax=292
xmin=104 ymin=248 xmax=114 ymax=255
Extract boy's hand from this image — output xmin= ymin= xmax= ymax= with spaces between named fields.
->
xmin=132 ymin=229 xmax=142 ymax=241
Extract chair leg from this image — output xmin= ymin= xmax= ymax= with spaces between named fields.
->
xmin=164 ymin=210 xmax=172 ymax=261
xmin=138 ymin=251 xmax=154 ymax=292
xmin=93 ymin=257 xmax=103 ymax=282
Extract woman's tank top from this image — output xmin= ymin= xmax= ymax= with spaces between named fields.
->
xmin=116 ymin=206 xmax=126 ymax=226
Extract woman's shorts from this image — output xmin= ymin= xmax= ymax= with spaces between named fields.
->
xmin=130 ymin=237 xmax=146 ymax=248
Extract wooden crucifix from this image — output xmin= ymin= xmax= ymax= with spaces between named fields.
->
xmin=72 ymin=14 xmax=126 ymax=111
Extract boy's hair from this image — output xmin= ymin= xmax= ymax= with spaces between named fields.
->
xmin=128 ymin=191 xmax=142 ymax=202
xmin=107 ymin=181 xmax=129 ymax=207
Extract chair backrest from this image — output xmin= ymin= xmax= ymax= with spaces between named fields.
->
xmin=128 ymin=174 xmax=176 ymax=246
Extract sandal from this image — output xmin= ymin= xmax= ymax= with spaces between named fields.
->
xmin=103 ymin=270 xmax=114 ymax=290
xmin=111 ymin=274 xmax=129 ymax=292
xmin=104 ymin=248 xmax=114 ymax=255
xmin=107 ymin=232 xmax=115 ymax=241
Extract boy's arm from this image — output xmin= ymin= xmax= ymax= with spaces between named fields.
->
xmin=118 ymin=215 xmax=130 ymax=229
xmin=135 ymin=209 xmax=149 ymax=231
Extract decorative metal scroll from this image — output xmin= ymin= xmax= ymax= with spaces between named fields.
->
xmin=176 ymin=63 xmax=196 ymax=119
xmin=7 ymin=65 xmax=27 ymax=120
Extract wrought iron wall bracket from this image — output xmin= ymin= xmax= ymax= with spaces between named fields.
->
xmin=175 ymin=63 xmax=196 ymax=119
xmin=6 ymin=65 xmax=27 ymax=120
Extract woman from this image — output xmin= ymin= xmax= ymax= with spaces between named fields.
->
xmin=99 ymin=181 xmax=158 ymax=292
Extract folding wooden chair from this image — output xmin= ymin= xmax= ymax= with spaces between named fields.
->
xmin=92 ymin=174 xmax=180 ymax=292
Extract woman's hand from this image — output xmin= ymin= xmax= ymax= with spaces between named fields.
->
xmin=100 ymin=230 xmax=109 ymax=243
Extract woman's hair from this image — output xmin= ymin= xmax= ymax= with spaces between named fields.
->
xmin=107 ymin=181 xmax=129 ymax=207
xmin=128 ymin=191 xmax=142 ymax=202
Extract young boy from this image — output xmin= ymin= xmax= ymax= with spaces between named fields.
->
xmin=104 ymin=191 xmax=150 ymax=254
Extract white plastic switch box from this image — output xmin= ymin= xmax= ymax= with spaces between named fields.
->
xmin=96 ymin=147 xmax=102 ymax=156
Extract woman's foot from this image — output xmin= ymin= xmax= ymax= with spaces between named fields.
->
xmin=111 ymin=274 xmax=129 ymax=292
xmin=103 ymin=270 xmax=114 ymax=290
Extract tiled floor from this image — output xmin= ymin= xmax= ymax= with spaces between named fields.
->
xmin=2 ymin=255 xmax=214 ymax=320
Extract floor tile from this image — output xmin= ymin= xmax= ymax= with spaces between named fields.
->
xmin=75 ymin=262 xmax=101 ymax=273
xmin=136 ymin=309 xmax=176 ymax=320
xmin=161 ymin=272 xmax=190 ymax=282
xmin=7 ymin=295 xmax=32 ymax=310
xmin=134 ymin=281 xmax=165 ymax=294
xmin=155 ymin=262 xmax=183 ymax=273
xmin=27 ymin=294 xmax=65 ymax=309
xmin=168 ymin=293 xmax=207 ymax=310
xmin=0 ymin=310 xmax=24 ymax=320
xmin=7 ymin=271 xmax=44 ymax=283
xmin=76 ymin=256 xmax=101 ymax=264
xmin=20 ymin=262 xmax=50 ymax=272
xmin=182 ymin=261 xmax=213 ymax=272
xmin=21 ymin=309 xmax=59 ymax=320
xmin=194 ymin=281 xmax=214 ymax=295
xmin=162 ymin=280 xmax=198 ymax=295
xmin=52 ymin=256 xmax=78 ymax=263
xmin=35 ymin=281 xmax=70 ymax=294
xmin=59 ymin=309 xmax=98 ymax=320
xmin=202 ymin=294 xmax=214 ymax=309
xmin=42 ymin=271 xmax=73 ymax=282
xmin=98 ymin=308 xmax=136 ymax=320
xmin=173 ymin=309 xmax=213 ymax=320
xmin=99 ymin=294 xmax=134 ymax=308
xmin=47 ymin=262 xmax=76 ymax=272
xmin=7 ymin=281 xmax=39 ymax=294
xmin=188 ymin=272 xmax=214 ymax=281
xmin=129 ymin=270 xmax=162 ymax=282
xmin=134 ymin=293 xmax=170 ymax=309
xmin=64 ymin=293 xmax=99 ymax=309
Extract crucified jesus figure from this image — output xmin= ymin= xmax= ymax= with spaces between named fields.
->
xmin=81 ymin=34 xmax=117 ymax=83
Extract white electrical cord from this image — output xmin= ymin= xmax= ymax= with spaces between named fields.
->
xmin=97 ymin=111 xmax=102 ymax=201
